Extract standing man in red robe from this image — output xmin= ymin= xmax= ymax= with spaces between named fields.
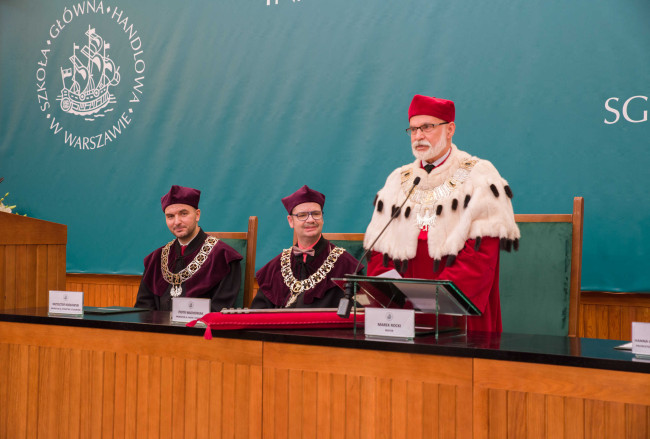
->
xmin=135 ymin=185 xmax=243 ymax=312
xmin=364 ymin=95 xmax=520 ymax=332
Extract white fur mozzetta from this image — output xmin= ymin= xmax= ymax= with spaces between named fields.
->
xmin=364 ymin=144 xmax=520 ymax=261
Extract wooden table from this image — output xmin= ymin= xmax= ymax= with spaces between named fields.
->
xmin=1 ymin=308 xmax=648 ymax=439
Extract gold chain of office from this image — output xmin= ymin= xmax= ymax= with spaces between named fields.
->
xmin=400 ymin=159 xmax=478 ymax=205
xmin=280 ymin=246 xmax=345 ymax=307
xmin=161 ymin=236 xmax=220 ymax=297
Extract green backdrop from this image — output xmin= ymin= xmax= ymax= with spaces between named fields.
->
xmin=1 ymin=0 xmax=649 ymax=293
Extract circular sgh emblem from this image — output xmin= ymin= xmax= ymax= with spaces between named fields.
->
xmin=35 ymin=3 xmax=146 ymax=151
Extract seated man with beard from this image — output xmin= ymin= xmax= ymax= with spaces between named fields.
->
xmin=135 ymin=185 xmax=243 ymax=312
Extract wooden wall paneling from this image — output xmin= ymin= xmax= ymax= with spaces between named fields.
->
xmin=584 ymin=399 xmax=606 ymax=439
xmin=621 ymin=309 xmax=635 ymax=341
xmin=136 ymin=354 xmax=151 ymax=438
xmin=195 ymin=359 xmax=210 ymax=438
xmin=315 ymin=371 xmax=332 ymax=438
xmin=101 ymin=352 xmax=115 ymax=439
xmin=262 ymin=342 xmax=473 ymax=439
xmin=0 ymin=344 xmax=6 ymax=438
xmin=6 ymin=344 xmax=28 ymax=439
xmin=35 ymin=244 xmax=49 ymax=309
xmin=3 ymin=246 xmax=16 ymax=310
xmin=68 ymin=349 xmax=82 ymax=438
xmin=582 ymin=304 xmax=597 ymax=338
xmin=405 ymin=381 xmax=423 ymax=439
xmin=596 ymin=305 xmax=610 ymax=339
xmin=579 ymin=292 xmax=650 ymax=340
xmin=474 ymin=359 xmax=650 ymax=439
xmin=506 ymin=391 xmax=526 ymax=438
xmin=526 ymin=392 xmax=546 ymax=439
xmin=57 ymin=244 xmax=67 ymax=290
xmin=376 ymin=377 xmax=391 ymax=439
xmin=608 ymin=305 xmax=622 ymax=341
xmin=46 ymin=245 xmax=61 ymax=303
xmin=37 ymin=347 xmax=56 ymax=436
xmin=604 ymin=401 xmax=625 ymax=439
xmin=564 ymin=397 xmax=585 ymax=439
xmin=626 ymin=404 xmax=649 ymax=438
xmin=485 ymin=388 xmax=507 ymax=439
xmin=25 ymin=246 xmax=37 ymax=308
xmin=263 ymin=367 xmax=287 ymax=438
xmin=421 ymin=382 xmax=438 ymax=439
xmin=344 ymin=374 xmax=361 ymax=439
xmin=0 ymin=248 xmax=5 ymax=311
xmin=545 ymin=394 xmax=565 ymax=439
xmin=391 ymin=378 xmax=407 ymax=439
xmin=89 ymin=283 xmax=100 ymax=307
xmin=15 ymin=245 xmax=27 ymax=309
xmin=65 ymin=274 xmax=141 ymax=308
xmin=299 ymin=370 xmax=318 ymax=439
xmin=159 ymin=356 xmax=174 ymax=439
xmin=183 ymin=358 xmax=198 ymax=439
xmin=287 ymin=368 xmax=306 ymax=438
xmin=221 ymin=362 xmax=236 ymax=438
xmin=439 ymin=384 xmax=461 ymax=439
xmin=0 ymin=322 xmax=263 ymax=439
xmin=0 ymin=248 xmax=5 ymax=310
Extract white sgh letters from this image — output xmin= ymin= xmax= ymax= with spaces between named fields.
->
xmin=604 ymin=96 xmax=648 ymax=124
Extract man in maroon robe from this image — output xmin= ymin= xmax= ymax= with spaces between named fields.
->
xmin=252 ymin=185 xmax=362 ymax=308
xmin=364 ymin=95 xmax=520 ymax=332
xmin=135 ymin=185 xmax=243 ymax=312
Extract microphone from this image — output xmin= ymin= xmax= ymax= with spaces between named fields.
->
xmin=337 ymin=176 xmax=421 ymax=318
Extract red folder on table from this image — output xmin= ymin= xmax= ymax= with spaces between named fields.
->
xmin=187 ymin=310 xmax=364 ymax=339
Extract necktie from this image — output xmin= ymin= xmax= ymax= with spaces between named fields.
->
xmin=424 ymin=163 xmax=435 ymax=174
xmin=181 ymin=245 xmax=187 ymax=255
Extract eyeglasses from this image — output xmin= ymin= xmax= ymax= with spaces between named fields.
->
xmin=405 ymin=122 xmax=449 ymax=135
xmin=291 ymin=211 xmax=323 ymax=221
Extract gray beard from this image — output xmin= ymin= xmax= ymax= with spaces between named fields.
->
xmin=412 ymin=136 xmax=448 ymax=162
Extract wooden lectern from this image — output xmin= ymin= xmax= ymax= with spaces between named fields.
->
xmin=0 ymin=212 xmax=67 ymax=310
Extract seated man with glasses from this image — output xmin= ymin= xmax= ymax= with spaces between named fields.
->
xmin=363 ymin=94 xmax=520 ymax=332
xmin=251 ymin=185 xmax=362 ymax=308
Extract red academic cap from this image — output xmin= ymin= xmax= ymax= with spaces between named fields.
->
xmin=408 ymin=94 xmax=455 ymax=122
xmin=161 ymin=185 xmax=201 ymax=211
xmin=281 ymin=185 xmax=325 ymax=214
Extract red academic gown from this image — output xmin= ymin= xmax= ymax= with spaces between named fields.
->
xmin=368 ymin=228 xmax=502 ymax=333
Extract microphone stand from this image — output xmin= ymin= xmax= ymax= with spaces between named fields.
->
xmin=337 ymin=177 xmax=421 ymax=318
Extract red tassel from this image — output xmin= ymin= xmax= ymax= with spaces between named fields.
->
xmin=204 ymin=326 xmax=212 ymax=340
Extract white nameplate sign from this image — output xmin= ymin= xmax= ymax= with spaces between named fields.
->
xmin=48 ymin=290 xmax=84 ymax=316
xmin=172 ymin=297 xmax=210 ymax=323
xmin=365 ymin=308 xmax=415 ymax=340
xmin=632 ymin=322 xmax=650 ymax=357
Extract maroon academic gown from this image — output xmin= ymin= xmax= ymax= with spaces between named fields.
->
xmin=135 ymin=228 xmax=243 ymax=312
xmin=251 ymin=237 xmax=362 ymax=308
xmin=368 ymin=229 xmax=502 ymax=333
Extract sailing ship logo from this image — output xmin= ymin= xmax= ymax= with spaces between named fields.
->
xmin=57 ymin=26 xmax=120 ymax=118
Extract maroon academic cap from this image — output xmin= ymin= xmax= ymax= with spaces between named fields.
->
xmin=281 ymin=185 xmax=325 ymax=214
xmin=408 ymin=94 xmax=455 ymax=122
xmin=160 ymin=185 xmax=201 ymax=211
